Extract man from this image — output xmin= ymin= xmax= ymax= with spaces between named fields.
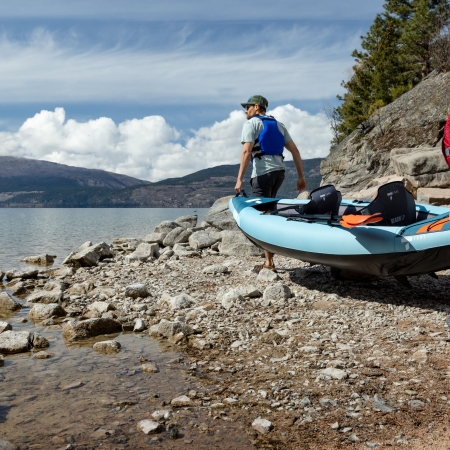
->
xmin=234 ymin=94 xmax=307 ymax=272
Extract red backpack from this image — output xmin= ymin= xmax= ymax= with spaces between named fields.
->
xmin=442 ymin=114 xmax=450 ymax=166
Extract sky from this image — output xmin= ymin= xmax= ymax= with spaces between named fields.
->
xmin=0 ymin=0 xmax=386 ymax=182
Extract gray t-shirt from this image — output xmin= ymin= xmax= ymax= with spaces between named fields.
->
xmin=241 ymin=116 xmax=292 ymax=178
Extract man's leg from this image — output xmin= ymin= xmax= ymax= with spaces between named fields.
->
xmin=251 ymin=170 xmax=285 ymax=271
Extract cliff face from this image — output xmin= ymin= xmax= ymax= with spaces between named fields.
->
xmin=321 ymin=71 xmax=450 ymax=194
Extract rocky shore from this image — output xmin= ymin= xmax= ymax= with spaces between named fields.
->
xmin=2 ymin=197 xmax=450 ymax=449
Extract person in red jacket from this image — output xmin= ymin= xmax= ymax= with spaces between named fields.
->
xmin=442 ymin=114 xmax=450 ymax=166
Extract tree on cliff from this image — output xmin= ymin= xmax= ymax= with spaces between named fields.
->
xmin=332 ymin=0 xmax=450 ymax=146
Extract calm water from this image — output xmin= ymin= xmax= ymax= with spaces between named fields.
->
xmin=0 ymin=208 xmax=207 ymax=271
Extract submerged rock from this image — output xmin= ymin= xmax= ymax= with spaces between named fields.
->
xmin=22 ymin=254 xmax=56 ymax=265
xmin=62 ymin=318 xmax=122 ymax=341
xmin=93 ymin=340 xmax=121 ymax=355
xmin=0 ymin=292 xmax=22 ymax=311
xmin=0 ymin=331 xmax=32 ymax=354
xmin=5 ymin=269 xmax=38 ymax=280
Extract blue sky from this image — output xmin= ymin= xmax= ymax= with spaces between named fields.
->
xmin=0 ymin=0 xmax=385 ymax=181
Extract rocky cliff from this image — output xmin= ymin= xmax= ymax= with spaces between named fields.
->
xmin=321 ymin=71 xmax=450 ymax=194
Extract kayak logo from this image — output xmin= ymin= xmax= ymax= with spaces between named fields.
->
xmin=391 ymin=215 xmax=405 ymax=224
xmin=386 ymin=190 xmax=399 ymax=200
xmin=320 ymin=192 xmax=331 ymax=201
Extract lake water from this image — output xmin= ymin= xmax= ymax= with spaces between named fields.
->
xmin=0 ymin=208 xmax=207 ymax=271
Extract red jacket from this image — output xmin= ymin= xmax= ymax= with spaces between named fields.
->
xmin=443 ymin=114 xmax=450 ymax=166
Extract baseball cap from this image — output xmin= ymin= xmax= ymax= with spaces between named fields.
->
xmin=241 ymin=95 xmax=268 ymax=109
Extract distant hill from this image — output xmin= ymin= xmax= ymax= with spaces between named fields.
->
xmin=0 ymin=156 xmax=323 ymax=208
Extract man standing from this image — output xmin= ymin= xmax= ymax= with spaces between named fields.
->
xmin=235 ymin=94 xmax=307 ymax=272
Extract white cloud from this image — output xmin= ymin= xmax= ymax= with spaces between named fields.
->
xmin=0 ymin=106 xmax=331 ymax=181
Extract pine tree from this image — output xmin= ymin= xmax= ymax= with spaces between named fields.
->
xmin=331 ymin=0 xmax=450 ymax=146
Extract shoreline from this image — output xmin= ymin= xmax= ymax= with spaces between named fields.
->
xmin=2 ymin=204 xmax=450 ymax=448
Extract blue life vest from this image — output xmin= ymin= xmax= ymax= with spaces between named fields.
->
xmin=252 ymin=115 xmax=285 ymax=159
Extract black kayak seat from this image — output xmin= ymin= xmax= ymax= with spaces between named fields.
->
xmin=300 ymin=185 xmax=342 ymax=215
xmin=359 ymin=181 xmax=416 ymax=226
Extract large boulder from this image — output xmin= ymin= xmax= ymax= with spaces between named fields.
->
xmin=174 ymin=214 xmax=198 ymax=228
xmin=0 ymin=331 xmax=32 ymax=354
xmin=218 ymin=231 xmax=263 ymax=257
xmin=0 ymin=292 xmax=22 ymax=311
xmin=417 ymin=187 xmax=450 ymax=206
xmin=26 ymin=289 xmax=63 ymax=304
xmin=189 ymin=230 xmax=219 ymax=249
xmin=125 ymin=243 xmax=159 ymax=263
xmin=62 ymin=318 xmax=122 ymax=341
xmin=22 ymin=254 xmax=56 ymax=266
xmin=162 ymin=228 xmax=192 ymax=247
xmin=204 ymin=196 xmax=239 ymax=231
xmin=392 ymin=147 xmax=450 ymax=189
xmin=144 ymin=232 xmax=167 ymax=245
xmin=5 ymin=269 xmax=38 ymax=280
xmin=28 ymin=303 xmax=66 ymax=321
xmin=153 ymin=220 xmax=182 ymax=234
xmin=66 ymin=242 xmax=113 ymax=267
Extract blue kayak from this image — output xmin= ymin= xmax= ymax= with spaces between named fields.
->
xmin=229 ymin=181 xmax=450 ymax=277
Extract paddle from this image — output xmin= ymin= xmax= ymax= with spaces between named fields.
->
xmin=340 ymin=213 xmax=383 ymax=228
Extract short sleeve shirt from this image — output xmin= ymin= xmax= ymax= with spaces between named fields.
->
xmin=241 ymin=116 xmax=292 ymax=178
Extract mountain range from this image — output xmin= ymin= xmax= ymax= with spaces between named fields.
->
xmin=0 ymin=156 xmax=322 ymax=207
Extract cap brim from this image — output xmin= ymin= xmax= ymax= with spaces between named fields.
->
xmin=241 ymin=103 xmax=251 ymax=108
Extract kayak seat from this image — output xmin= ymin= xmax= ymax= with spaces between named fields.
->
xmin=359 ymin=181 xmax=416 ymax=226
xmin=300 ymin=185 xmax=342 ymax=215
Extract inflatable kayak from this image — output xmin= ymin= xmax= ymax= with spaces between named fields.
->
xmin=229 ymin=181 xmax=450 ymax=277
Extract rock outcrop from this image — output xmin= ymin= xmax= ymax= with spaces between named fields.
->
xmin=321 ymin=71 xmax=450 ymax=195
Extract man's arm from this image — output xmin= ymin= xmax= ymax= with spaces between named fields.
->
xmin=234 ymin=142 xmax=254 ymax=193
xmin=284 ymin=140 xmax=306 ymax=192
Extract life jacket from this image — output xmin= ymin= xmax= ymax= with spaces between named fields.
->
xmin=442 ymin=114 xmax=450 ymax=167
xmin=252 ymin=115 xmax=285 ymax=160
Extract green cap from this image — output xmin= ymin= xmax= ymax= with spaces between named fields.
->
xmin=241 ymin=95 xmax=268 ymax=109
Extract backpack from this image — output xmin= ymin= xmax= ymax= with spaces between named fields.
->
xmin=442 ymin=114 xmax=450 ymax=167
xmin=252 ymin=116 xmax=285 ymax=159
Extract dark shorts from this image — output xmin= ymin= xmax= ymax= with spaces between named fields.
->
xmin=250 ymin=170 xmax=285 ymax=198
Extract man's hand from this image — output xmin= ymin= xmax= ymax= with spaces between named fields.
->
xmin=297 ymin=177 xmax=306 ymax=192
xmin=235 ymin=179 xmax=244 ymax=193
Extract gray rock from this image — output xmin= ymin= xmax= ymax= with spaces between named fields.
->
xmin=22 ymin=254 xmax=56 ymax=265
xmin=0 ymin=321 xmax=12 ymax=334
xmin=68 ymin=241 xmax=113 ymax=267
xmin=142 ymin=361 xmax=158 ymax=373
xmin=151 ymin=409 xmax=172 ymax=421
xmin=189 ymin=231 xmax=218 ymax=249
xmin=171 ymin=395 xmax=193 ymax=407
xmin=144 ymin=232 xmax=167 ymax=244
xmin=137 ymin=419 xmax=162 ymax=434
xmin=0 ymin=292 xmax=22 ymax=311
xmin=372 ymin=394 xmax=396 ymax=413
xmin=320 ymin=367 xmax=348 ymax=380
xmin=204 ymin=196 xmax=239 ymax=231
xmin=175 ymin=214 xmax=198 ymax=228
xmin=125 ymin=283 xmax=149 ymax=299
xmin=262 ymin=283 xmax=291 ymax=306
xmin=252 ymin=418 xmax=273 ymax=434
xmin=28 ymin=303 xmax=66 ymax=321
xmin=257 ymin=268 xmax=281 ymax=282
xmin=157 ymin=319 xmax=194 ymax=338
xmin=409 ymin=400 xmax=426 ymax=409
xmin=67 ymin=281 xmax=95 ymax=295
xmin=32 ymin=333 xmax=49 ymax=349
xmin=133 ymin=318 xmax=146 ymax=332
xmin=392 ymin=147 xmax=450 ymax=188
xmin=219 ymin=231 xmax=262 ymax=256
xmin=202 ymin=264 xmax=229 ymax=274
xmin=0 ymin=438 xmax=19 ymax=450
xmin=62 ymin=318 xmax=122 ymax=341
xmin=43 ymin=280 xmax=68 ymax=292
xmin=237 ymin=285 xmax=261 ymax=298
xmin=163 ymin=228 xmax=192 ymax=247
xmin=154 ymin=220 xmax=182 ymax=234
xmin=77 ymin=241 xmax=93 ymax=251
xmin=259 ymin=330 xmax=283 ymax=345
xmin=125 ymin=243 xmax=159 ymax=263
xmin=93 ymin=340 xmax=121 ymax=355
xmin=26 ymin=289 xmax=63 ymax=304
xmin=87 ymin=301 xmax=114 ymax=314
xmin=0 ymin=331 xmax=31 ymax=354
xmin=161 ymin=293 xmax=195 ymax=311
xmin=5 ymin=269 xmax=38 ymax=280
xmin=221 ymin=290 xmax=245 ymax=310
xmin=33 ymin=351 xmax=54 ymax=359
